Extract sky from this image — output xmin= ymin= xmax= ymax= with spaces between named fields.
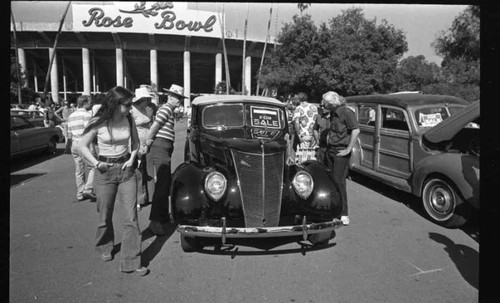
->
xmin=191 ymin=3 xmax=468 ymax=65
xmin=11 ymin=2 xmax=469 ymax=65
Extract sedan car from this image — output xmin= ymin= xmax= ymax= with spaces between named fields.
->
xmin=172 ymin=95 xmax=343 ymax=252
xmin=346 ymin=93 xmax=478 ymax=227
xmin=10 ymin=114 xmax=63 ymax=159
xmin=10 ymin=109 xmax=45 ymax=127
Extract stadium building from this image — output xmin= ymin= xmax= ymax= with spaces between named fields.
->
xmin=10 ymin=1 xmax=272 ymax=106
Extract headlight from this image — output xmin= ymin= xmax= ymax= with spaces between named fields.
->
xmin=204 ymin=171 xmax=227 ymax=201
xmin=292 ymin=171 xmax=314 ymax=199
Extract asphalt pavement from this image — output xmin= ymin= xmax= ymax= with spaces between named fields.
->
xmin=9 ymin=119 xmax=482 ymax=303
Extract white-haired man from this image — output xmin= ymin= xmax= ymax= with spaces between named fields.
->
xmin=321 ymin=91 xmax=360 ymax=225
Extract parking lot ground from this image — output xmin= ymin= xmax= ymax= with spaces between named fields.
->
xmin=9 ymin=119 xmax=482 ymax=303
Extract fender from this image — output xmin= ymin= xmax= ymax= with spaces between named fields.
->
xmin=412 ymin=153 xmax=479 ymax=209
xmin=285 ymin=161 xmax=341 ymax=217
xmin=171 ymin=162 xmax=212 ymax=220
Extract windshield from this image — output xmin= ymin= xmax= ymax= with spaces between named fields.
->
xmin=202 ymin=104 xmax=244 ymax=129
xmin=201 ymin=103 xmax=286 ymax=140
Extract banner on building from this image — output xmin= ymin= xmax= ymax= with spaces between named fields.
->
xmin=72 ymin=2 xmax=221 ymax=38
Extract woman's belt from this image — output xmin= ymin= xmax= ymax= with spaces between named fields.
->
xmin=98 ymin=153 xmax=130 ymax=163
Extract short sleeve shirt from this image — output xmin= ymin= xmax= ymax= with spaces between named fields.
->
xmin=154 ymin=103 xmax=175 ymax=142
xmin=327 ymin=106 xmax=358 ymax=147
xmin=313 ymin=114 xmax=331 ymax=148
xmin=292 ymin=102 xmax=318 ymax=137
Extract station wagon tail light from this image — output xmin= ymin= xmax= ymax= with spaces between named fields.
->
xmin=292 ymin=171 xmax=314 ymax=199
xmin=204 ymin=171 xmax=227 ymax=201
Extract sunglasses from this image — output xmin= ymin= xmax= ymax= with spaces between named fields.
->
xmin=122 ymin=102 xmax=132 ymax=108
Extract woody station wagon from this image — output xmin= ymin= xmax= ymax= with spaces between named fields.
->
xmin=346 ymin=93 xmax=479 ymax=227
xmin=171 ymin=95 xmax=343 ymax=252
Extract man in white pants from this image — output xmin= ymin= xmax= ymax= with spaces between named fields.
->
xmin=67 ymin=95 xmax=96 ymax=201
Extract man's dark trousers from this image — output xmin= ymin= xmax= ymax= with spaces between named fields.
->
xmin=325 ymin=146 xmax=350 ymax=216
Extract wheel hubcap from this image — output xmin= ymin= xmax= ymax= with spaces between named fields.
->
xmin=424 ymin=180 xmax=455 ymax=221
xmin=430 ymin=187 xmax=451 ymax=213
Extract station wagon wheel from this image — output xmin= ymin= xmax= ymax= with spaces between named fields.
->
xmin=180 ymin=235 xmax=204 ymax=252
xmin=47 ymin=136 xmax=58 ymax=154
xmin=422 ymin=178 xmax=467 ymax=228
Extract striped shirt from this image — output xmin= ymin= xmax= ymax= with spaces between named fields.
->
xmin=154 ymin=103 xmax=175 ymax=142
xmin=67 ymin=108 xmax=92 ymax=141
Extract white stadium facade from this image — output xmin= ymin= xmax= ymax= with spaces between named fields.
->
xmin=10 ymin=1 xmax=271 ymax=107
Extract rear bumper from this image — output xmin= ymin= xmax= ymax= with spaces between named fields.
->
xmin=177 ymin=217 xmax=343 ymax=242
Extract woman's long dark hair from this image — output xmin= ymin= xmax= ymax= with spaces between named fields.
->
xmin=83 ymin=86 xmax=133 ymax=135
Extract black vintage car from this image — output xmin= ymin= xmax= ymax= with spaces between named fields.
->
xmin=171 ymin=95 xmax=343 ymax=252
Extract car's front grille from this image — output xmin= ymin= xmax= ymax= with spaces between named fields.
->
xmin=231 ymin=149 xmax=284 ymax=227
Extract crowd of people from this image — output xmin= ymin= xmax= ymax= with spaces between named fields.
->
xmin=28 ymin=84 xmax=357 ymax=277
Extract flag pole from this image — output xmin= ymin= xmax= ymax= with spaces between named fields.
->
xmin=10 ymin=9 xmax=23 ymax=105
xmin=256 ymin=4 xmax=273 ymax=95
xmin=42 ymin=1 xmax=71 ymax=105
xmin=241 ymin=3 xmax=249 ymax=95
xmin=217 ymin=3 xmax=231 ymax=94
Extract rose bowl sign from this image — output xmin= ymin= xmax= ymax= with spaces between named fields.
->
xmin=72 ymin=2 xmax=221 ymax=38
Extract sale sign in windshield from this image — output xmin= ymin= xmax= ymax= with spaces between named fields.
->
xmin=250 ymin=106 xmax=281 ymax=129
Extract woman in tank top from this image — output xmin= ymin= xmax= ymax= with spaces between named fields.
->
xmin=78 ymin=86 xmax=149 ymax=276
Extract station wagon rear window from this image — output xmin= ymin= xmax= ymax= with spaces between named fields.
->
xmin=414 ymin=107 xmax=450 ymax=128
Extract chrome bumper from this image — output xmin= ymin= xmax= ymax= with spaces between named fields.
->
xmin=177 ymin=217 xmax=343 ymax=243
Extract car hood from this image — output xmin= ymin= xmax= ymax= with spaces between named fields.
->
xmin=423 ymin=101 xmax=479 ymax=143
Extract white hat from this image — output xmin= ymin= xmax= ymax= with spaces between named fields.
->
xmin=163 ymin=84 xmax=188 ymax=99
xmin=133 ymin=86 xmax=156 ymax=102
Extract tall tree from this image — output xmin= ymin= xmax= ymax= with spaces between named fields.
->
xmin=259 ymin=8 xmax=408 ymax=100
xmin=297 ymin=3 xmax=311 ymax=14
xmin=431 ymin=5 xmax=479 ymax=101
xmin=396 ymin=55 xmax=440 ymax=91
xmin=433 ymin=6 xmax=479 ymax=62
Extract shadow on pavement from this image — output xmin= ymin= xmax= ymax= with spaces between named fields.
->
xmin=196 ymin=237 xmax=337 ymax=258
xmin=349 ymin=171 xmax=479 ymax=242
xmin=428 ymin=232 xmax=478 ymax=290
xmin=109 ymin=223 xmax=176 ymax=267
xmin=10 ymin=146 xmax=65 ymax=173
xmin=139 ymin=222 xmax=177 ymax=267
xmin=10 ymin=173 xmax=46 ymax=187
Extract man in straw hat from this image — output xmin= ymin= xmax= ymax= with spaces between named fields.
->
xmin=321 ymin=91 xmax=359 ymax=226
xmin=143 ymin=84 xmax=188 ymax=235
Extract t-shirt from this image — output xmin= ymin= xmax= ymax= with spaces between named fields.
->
xmin=154 ymin=103 xmax=175 ymax=142
xmin=327 ymin=105 xmax=359 ymax=147
xmin=293 ymin=102 xmax=318 ymax=148
xmin=313 ymin=113 xmax=331 ymax=148
xmin=67 ymin=108 xmax=92 ymax=141
xmin=292 ymin=102 xmax=318 ymax=138
xmin=61 ymin=107 xmax=76 ymax=120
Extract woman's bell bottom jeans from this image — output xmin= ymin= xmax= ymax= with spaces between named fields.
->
xmin=94 ymin=162 xmax=142 ymax=272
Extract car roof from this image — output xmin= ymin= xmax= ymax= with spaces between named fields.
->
xmin=192 ymin=95 xmax=284 ymax=107
xmin=346 ymin=93 xmax=469 ymax=108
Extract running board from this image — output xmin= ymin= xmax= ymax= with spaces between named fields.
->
xmin=350 ymin=165 xmax=412 ymax=193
